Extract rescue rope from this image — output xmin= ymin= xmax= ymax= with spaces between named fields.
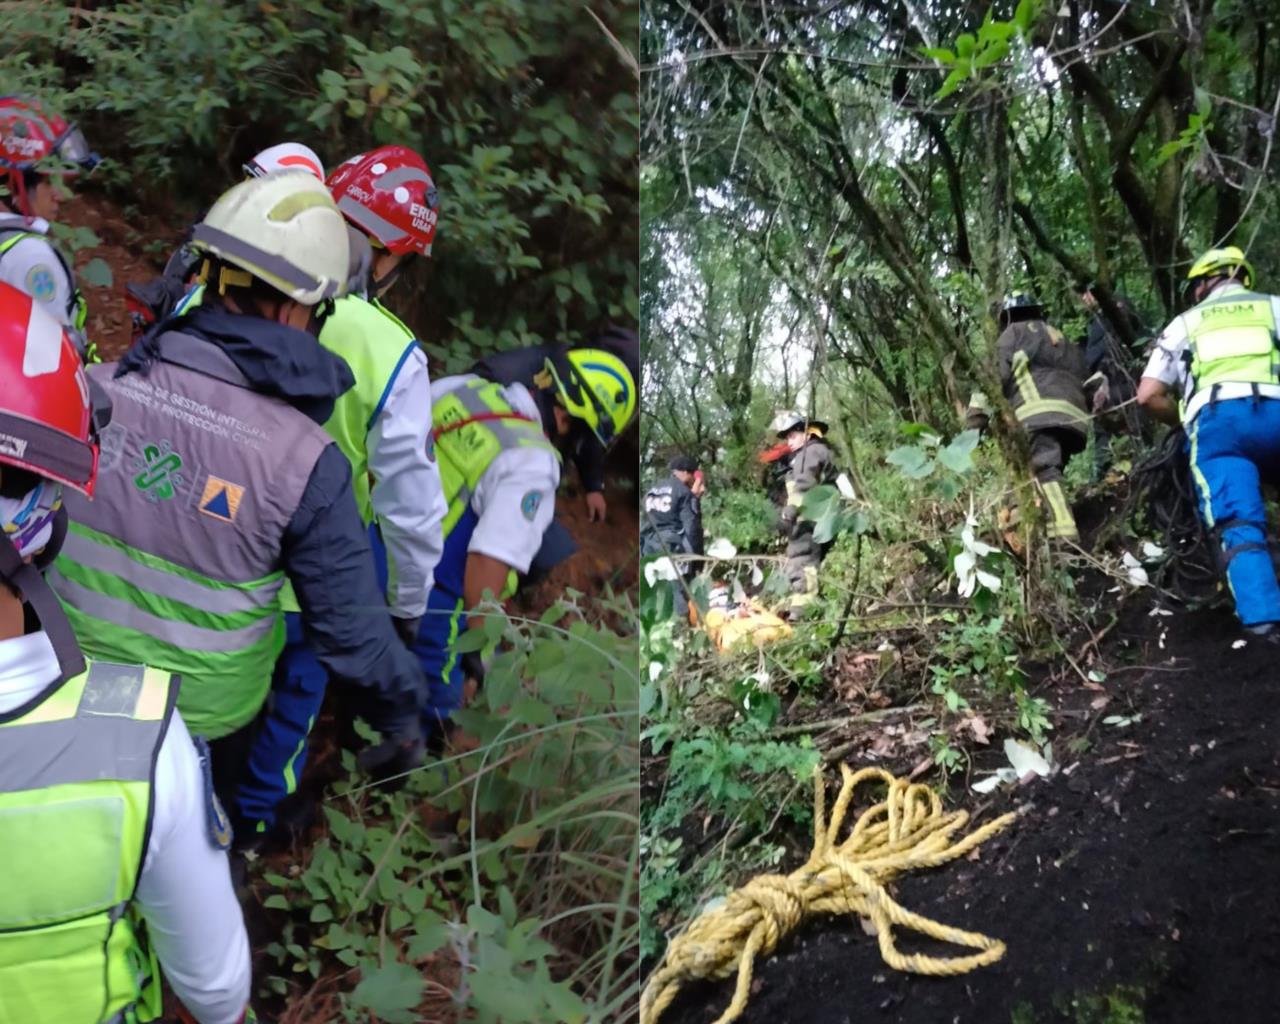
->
xmin=640 ymin=764 xmax=1019 ymax=1024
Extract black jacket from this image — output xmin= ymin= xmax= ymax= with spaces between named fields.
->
xmin=640 ymin=475 xmax=703 ymax=556
xmin=121 ymin=305 xmax=425 ymax=703
xmin=471 ymin=343 xmax=607 ymax=492
xmin=1082 ymin=296 xmax=1146 ymax=374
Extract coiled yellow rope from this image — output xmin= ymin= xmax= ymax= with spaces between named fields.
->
xmin=640 ymin=763 xmax=1019 ymax=1024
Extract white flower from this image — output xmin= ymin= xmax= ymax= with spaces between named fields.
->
xmin=644 ymin=557 xmax=680 ymax=584
xmin=706 ymin=538 xmax=738 ymax=560
xmin=955 ymin=515 xmax=1001 ymax=598
xmin=1121 ymin=551 xmax=1149 ymax=587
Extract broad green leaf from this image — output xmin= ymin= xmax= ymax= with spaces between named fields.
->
xmin=78 ymin=257 xmax=114 ymax=288
xmin=886 ymin=445 xmax=934 ymax=479
xmin=407 ymin=911 xmax=450 ymax=959
xmin=349 ymin=961 xmax=424 ymax=1023
xmin=937 ymin=429 xmax=981 ymax=474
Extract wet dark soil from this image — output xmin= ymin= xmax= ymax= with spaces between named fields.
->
xmin=659 ymin=597 xmax=1280 ymax=1024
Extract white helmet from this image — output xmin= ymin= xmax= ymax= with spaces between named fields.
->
xmin=770 ymin=410 xmax=829 ymax=438
xmin=189 ymin=172 xmax=349 ymax=306
xmin=243 ymin=141 xmax=325 ymax=181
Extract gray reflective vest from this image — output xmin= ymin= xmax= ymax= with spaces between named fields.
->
xmin=51 ymin=329 xmax=333 ymax=738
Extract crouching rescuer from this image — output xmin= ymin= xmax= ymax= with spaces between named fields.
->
xmin=46 ymin=171 xmax=428 ymax=850
xmin=1138 ymin=246 xmax=1280 ymax=636
xmin=372 ymin=348 xmax=636 ymax=741
xmin=0 ymin=283 xmax=253 ymax=1023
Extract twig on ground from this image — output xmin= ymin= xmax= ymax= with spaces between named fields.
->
xmin=770 ymin=704 xmax=925 ymax=738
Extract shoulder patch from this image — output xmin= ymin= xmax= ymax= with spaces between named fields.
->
xmin=25 ymin=264 xmax=57 ymax=304
xmin=521 ymin=490 xmax=543 ymax=521
xmin=192 ymin=736 xmax=233 ymax=850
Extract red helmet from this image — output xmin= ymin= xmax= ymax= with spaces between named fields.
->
xmin=326 ymin=145 xmax=439 ymax=256
xmin=0 ymin=96 xmax=98 ymax=216
xmin=0 ymin=281 xmax=103 ymax=497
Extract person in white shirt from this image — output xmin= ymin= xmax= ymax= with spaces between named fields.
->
xmin=0 ymin=281 xmax=252 ymax=1023
xmin=369 ymin=348 xmax=635 ymax=743
xmin=1137 ymin=245 xmax=1280 ymax=635
xmin=0 ymin=96 xmax=99 ymax=360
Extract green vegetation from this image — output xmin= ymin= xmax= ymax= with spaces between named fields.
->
xmin=639 ymin=0 xmax=1279 ymax=985
xmin=5 ymin=2 xmax=639 ymax=1019
xmin=259 ymin=602 xmax=639 ymax=1021
xmin=5 ymin=0 xmax=638 ymax=363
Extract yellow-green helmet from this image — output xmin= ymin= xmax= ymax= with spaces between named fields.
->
xmin=1187 ymin=246 xmax=1254 ymax=289
xmin=546 ymin=348 xmax=636 ymax=446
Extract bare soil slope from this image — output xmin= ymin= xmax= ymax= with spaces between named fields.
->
xmin=661 ymin=597 xmax=1280 ymax=1024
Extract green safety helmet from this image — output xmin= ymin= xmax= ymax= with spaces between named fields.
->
xmin=545 ymin=348 xmax=636 ymax=447
xmin=1187 ymin=246 xmax=1254 ymax=290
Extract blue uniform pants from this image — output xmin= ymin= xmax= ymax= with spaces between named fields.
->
xmin=1188 ymin=398 xmax=1280 ymax=627
xmin=232 ymin=612 xmax=326 ymax=837
xmin=369 ymin=525 xmax=468 ymax=738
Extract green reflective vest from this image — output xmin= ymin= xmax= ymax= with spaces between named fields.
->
xmin=434 ymin=378 xmax=560 ymax=537
xmin=1184 ymin=289 xmax=1279 ymax=399
xmin=317 ymin=295 xmax=420 ymax=525
xmin=0 ymin=658 xmax=176 ymax=1024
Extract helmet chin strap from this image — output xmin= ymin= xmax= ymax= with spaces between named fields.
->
xmin=371 ymin=252 xmax=413 ymax=296
xmin=0 ymin=509 xmax=86 ymax=682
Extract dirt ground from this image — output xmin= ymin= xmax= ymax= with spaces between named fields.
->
xmin=657 ymin=591 xmax=1280 ymax=1024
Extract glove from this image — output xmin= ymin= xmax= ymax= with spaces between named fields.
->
xmin=1091 ymin=378 xmax=1111 ymax=413
xmin=392 ymin=616 xmax=421 ymax=648
xmin=356 ymin=733 xmax=426 ymax=791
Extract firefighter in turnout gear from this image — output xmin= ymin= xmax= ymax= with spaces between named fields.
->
xmin=0 ymin=96 xmax=99 ymax=361
xmin=1138 ymin=246 xmax=1280 ymax=635
xmin=773 ymin=411 xmax=837 ymax=610
xmin=0 ymin=283 xmax=254 ymax=1023
xmin=47 ymin=172 xmax=428 ymax=848
xmin=996 ymin=293 xmax=1090 ymax=542
xmin=641 ymin=455 xmax=704 ymax=620
xmin=371 ymin=348 xmax=636 ymax=739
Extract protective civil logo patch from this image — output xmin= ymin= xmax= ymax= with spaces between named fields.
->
xmin=25 ymin=264 xmax=56 ymax=304
xmin=199 ymin=475 xmax=245 ymax=523
xmin=521 ymin=490 xmax=542 ymax=521
xmin=132 ymin=440 xmax=185 ymax=501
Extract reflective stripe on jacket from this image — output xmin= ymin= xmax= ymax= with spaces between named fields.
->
xmin=1181 ymin=289 xmax=1280 ymax=420
xmin=0 ymin=659 xmax=177 ymax=1023
xmin=997 ymin=319 xmax=1089 ymax=437
xmin=52 ymin=330 xmax=331 ymax=737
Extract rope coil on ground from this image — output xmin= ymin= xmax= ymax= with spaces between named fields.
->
xmin=640 ymin=764 xmax=1020 ymax=1024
